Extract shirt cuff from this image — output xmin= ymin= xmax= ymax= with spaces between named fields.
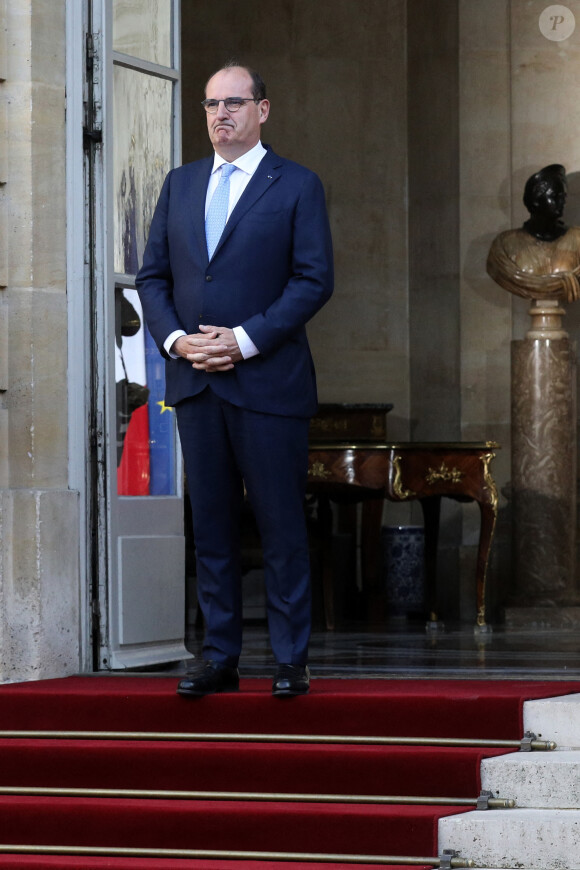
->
xmin=233 ymin=326 xmax=260 ymax=359
xmin=164 ymin=329 xmax=186 ymax=359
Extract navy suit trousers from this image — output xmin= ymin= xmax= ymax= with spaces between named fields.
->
xmin=175 ymin=387 xmax=312 ymax=667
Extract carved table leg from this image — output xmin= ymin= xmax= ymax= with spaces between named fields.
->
xmin=475 ymin=500 xmax=497 ymax=629
xmin=475 ymin=451 xmax=499 ymax=629
xmin=360 ymin=496 xmax=386 ymax=626
xmin=360 ymin=497 xmax=385 ymax=591
xmin=420 ymin=496 xmax=441 ymax=622
xmin=313 ymin=494 xmax=336 ymax=631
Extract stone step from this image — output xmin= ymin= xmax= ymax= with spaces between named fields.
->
xmin=523 ymin=691 xmax=580 ymax=749
xmin=481 ymin=749 xmax=580 ymax=808
xmin=438 ymin=808 xmax=580 ymax=869
xmin=437 ymin=693 xmax=580 ymax=869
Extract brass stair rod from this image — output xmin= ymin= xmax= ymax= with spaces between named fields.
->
xmin=0 ymin=729 xmax=557 ymax=750
xmin=0 ymin=844 xmax=476 ymax=867
xmin=0 ymin=785 xmax=515 ymax=808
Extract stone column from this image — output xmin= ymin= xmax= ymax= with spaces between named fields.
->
xmin=0 ymin=0 xmax=81 ymax=683
xmin=510 ymin=300 xmax=578 ymax=609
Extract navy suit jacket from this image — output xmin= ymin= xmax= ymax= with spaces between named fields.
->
xmin=136 ymin=146 xmax=334 ymax=418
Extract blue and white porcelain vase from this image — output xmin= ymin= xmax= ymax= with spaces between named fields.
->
xmin=383 ymin=525 xmax=426 ymax=616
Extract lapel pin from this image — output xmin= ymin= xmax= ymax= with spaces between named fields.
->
xmin=267 ymin=175 xmax=273 ymax=179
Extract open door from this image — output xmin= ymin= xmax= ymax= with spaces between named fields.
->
xmin=90 ymin=0 xmax=189 ymax=669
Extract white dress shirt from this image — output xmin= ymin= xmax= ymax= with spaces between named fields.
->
xmin=164 ymin=141 xmax=267 ymax=360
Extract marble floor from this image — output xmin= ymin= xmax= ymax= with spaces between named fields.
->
xmin=154 ymin=553 xmax=580 ymax=682
xmin=162 ymin=507 xmax=580 ymax=682
xmin=172 ymin=619 xmax=580 ymax=682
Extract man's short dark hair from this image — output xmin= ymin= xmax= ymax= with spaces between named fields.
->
xmin=523 ymin=164 xmax=567 ymax=211
xmin=206 ymin=61 xmax=267 ymax=101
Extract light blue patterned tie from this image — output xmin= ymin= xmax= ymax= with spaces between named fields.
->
xmin=205 ymin=163 xmax=237 ymax=258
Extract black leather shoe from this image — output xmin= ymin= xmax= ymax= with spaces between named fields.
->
xmin=272 ymin=664 xmax=310 ymax=697
xmin=177 ymin=661 xmax=239 ymax=697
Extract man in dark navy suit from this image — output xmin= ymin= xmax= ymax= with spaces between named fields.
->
xmin=136 ymin=62 xmax=333 ymax=697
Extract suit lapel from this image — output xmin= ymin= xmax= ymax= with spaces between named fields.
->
xmin=210 ymin=149 xmax=283 ymax=259
xmin=188 ymin=156 xmax=213 ymax=263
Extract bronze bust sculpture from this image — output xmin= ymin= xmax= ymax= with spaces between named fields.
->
xmin=487 ymin=164 xmax=580 ymax=303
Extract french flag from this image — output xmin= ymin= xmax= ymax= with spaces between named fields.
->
xmin=116 ymin=289 xmax=176 ymax=496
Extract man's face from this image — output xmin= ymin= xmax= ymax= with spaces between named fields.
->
xmin=205 ymin=67 xmax=269 ymax=159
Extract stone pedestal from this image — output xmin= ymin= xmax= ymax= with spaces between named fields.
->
xmin=511 ymin=300 xmax=578 ymax=607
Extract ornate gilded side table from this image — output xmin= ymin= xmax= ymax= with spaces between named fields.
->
xmin=307 ymin=441 xmax=500 ymax=630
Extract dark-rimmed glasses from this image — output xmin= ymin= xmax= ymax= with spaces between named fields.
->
xmin=201 ymin=97 xmax=259 ymax=114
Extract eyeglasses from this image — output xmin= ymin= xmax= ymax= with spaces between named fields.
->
xmin=201 ymin=97 xmax=259 ymax=114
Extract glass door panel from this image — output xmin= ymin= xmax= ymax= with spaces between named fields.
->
xmin=112 ymin=62 xmax=177 ymax=498
xmin=113 ymin=65 xmax=172 ymax=276
xmin=113 ymin=0 xmax=172 ymax=66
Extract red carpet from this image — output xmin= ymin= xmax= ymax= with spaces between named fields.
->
xmin=0 ymin=739 xmax=506 ymax=797
xmin=0 ymin=676 xmax=577 ymax=869
xmin=0 ymin=675 xmax=576 ymax=737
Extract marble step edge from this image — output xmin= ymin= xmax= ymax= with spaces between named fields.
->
xmin=438 ymin=808 xmax=580 ymax=870
xmin=481 ymin=750 xmax=580 ymax=809
xmin=523 ymin=692 xmax=580 ymax=750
